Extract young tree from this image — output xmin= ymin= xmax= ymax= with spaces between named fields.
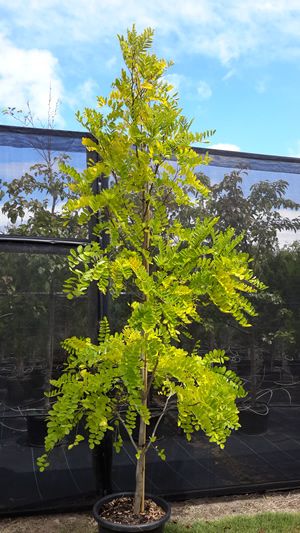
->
xmin=38 ymin=27 xmax=264 ymax=516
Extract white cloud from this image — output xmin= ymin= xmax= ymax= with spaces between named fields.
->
xmin=66 ymin=78 xmax=99 ymax=109
xmin=78 ymin=79 xmax=98 ymax=101
xmin=2 ymin=1 xmax=300 ymax=67
xmin=210 ymin=143 xmax=241 ymax=151
xmin=197 ymin=81 xmax=212 ymax=100
xmin=164 ymin=73 xmax=186 ymax=92
xmin=164 ymin=74 xmax=212 ymax=103
xmin=222 ymin=69 xmax=236 ymax=81
xmin=0 ymin=0 xmax=300 ymax=132
xmin=105 ymin=56 xmax=117 ymax=70
xmin=0 ymin=32 xmax=64 ymax=126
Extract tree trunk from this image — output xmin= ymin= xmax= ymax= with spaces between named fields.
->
xmin=133 ymin=353 xmax=148 ymax=514
xmin=133 ymin=182 xmax=150 ymax=515
xmin=133 ymin=418 xmax=146 ymax=514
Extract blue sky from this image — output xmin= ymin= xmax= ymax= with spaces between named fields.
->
xmin=1 ymin=1 xmax=300 ymax=157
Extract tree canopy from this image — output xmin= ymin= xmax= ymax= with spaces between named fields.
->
xmin=37 ymin=26 xmax=264 ymax=513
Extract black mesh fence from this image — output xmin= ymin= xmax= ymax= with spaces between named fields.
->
xmin=0 ymin=126 xmax=105 ymax=514
xmin=1 ymin=125 xmax=300 ymax=514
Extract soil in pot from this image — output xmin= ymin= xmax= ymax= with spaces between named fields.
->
xmin=93 ymin=492 xmax=171 ymax=532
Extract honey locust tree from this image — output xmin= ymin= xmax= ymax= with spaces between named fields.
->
xmin=37 ymin=26 xmax=264 ymax=514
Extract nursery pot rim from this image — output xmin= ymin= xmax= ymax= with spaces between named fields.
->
xmin=93 ymin=492 xmax=171 ymax=532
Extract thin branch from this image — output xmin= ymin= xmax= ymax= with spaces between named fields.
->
xmin=145 ymin=393 xmax=175 ymax=453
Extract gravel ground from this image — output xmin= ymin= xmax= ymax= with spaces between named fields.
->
xmin=171 ymin=489 xmax=300 ymax=524
xmin=1 ymin=489 xmax=300 ymax=532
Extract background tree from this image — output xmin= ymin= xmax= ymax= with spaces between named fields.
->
xmin=265 ymin=241 xmax=300 ymax=362
xmin=2 ymin=99 xmax=84 ymax=238
xmin=0 ymin=100 xmax=87 ymax=401
xmin=186 ymin=170 xmax=300 ymax=405
xmin=206 ymin=170 xmax=300 ymax=263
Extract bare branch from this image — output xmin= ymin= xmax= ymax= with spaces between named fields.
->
xmin=145 ymin=393 xmax=175 ymax=453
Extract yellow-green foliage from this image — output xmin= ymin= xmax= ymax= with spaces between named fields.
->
xmin=37 ymin=26 xmax=264 ymax=472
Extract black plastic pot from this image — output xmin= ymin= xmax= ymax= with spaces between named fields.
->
xmin=92 ymin=433 xmax=113 ymax=496
xmin=239 ymin=403 xmax=269 ymax=435
xmin=93 ymin=492 xmax=171 ymax=533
